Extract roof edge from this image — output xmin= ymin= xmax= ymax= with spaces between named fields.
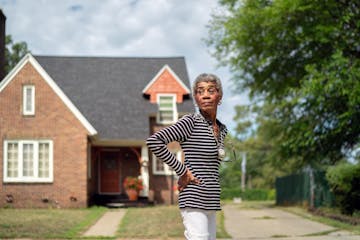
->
xmin=0 ymin=53 xmax=98 ymax=136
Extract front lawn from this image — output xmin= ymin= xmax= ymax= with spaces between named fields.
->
xmin=0 ymin=205 xmax=230 ymax=239
xmin=0 ymin=206 xmax=106 ymax=239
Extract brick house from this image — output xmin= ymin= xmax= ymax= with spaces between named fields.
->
xmin=0 ymin=53 xmax=194 ymax=208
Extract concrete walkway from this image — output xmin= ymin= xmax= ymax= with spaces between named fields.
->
xmin=82 ymin=209 xmax=125 ymax=237
xmin=223 ymin=204 xmax=360 ymax=240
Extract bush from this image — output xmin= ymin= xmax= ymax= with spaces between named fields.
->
xmin=221 ymin=188 xmax=275 ymax=201
xmin=326 ymin=163 xmax=360 ymax=215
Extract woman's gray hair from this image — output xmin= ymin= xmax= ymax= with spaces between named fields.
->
xmin=192 ymin=73 xmax=223 ymax=97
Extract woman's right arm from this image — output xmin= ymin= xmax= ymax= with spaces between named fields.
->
xmin=146 ymin=115 xmax=194 ymax=177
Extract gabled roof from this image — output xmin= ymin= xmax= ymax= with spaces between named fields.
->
xmin=142 ymin=64 xmax=190 ymax=94
xmin=33 ymin=55 xmax=194 ymax=142
xmin=0 ymin=53 xmax=97 ymax=136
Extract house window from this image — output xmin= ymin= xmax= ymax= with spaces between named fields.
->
xmin=153 ymin=151 xmax=181 ymax=175
xmin=157 ymin=94 xmax=177 ymax=124
xmin=23 ymin=85 xmax=35 ymax=115
xmin=3 ymin=140 xmax=53 ymax=182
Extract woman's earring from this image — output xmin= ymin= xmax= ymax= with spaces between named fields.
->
xmin=218 ymin=100 xmax=222 ymax=105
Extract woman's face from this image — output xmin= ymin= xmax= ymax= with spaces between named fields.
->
xmin=194 ymin=81 xmax=222 ymax=114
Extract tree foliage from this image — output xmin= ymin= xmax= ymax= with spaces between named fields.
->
xmin=5 ymin=35 xmax=29 ymax=74
xmin=208 ymin=0 xmax=360 ymax=166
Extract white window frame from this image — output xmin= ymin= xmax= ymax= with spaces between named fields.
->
xmin=23 ymin=85 xmax=35 ymax=115
xmin=153 ymin=151 xmax=181 ymax=175
xmin=156 ymin=94 xmax=177 ymax=124
xmin=3 ymin=140 xmax=53 ymax=183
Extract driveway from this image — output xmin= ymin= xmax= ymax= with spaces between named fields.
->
xmin=223 ymin=204 xmax=360 ymax=240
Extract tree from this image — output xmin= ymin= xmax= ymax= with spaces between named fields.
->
xmin=5 ymin=35 xmax=29 ymax=74
xmin=207 ymin=0 xmax=360 ymax=166
xmin=220 ymin=102 xmax=297 ymax=190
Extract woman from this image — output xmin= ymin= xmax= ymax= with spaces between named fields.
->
xmin=146 ymin=73 xmax=228 ymax=240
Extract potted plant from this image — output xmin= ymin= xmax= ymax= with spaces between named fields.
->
xmin=123 ymin=176 xmax=144 ymax=201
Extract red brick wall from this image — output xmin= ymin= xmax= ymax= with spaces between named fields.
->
xmin=144 ymin=69 xmax=188 ymax=103
xmin=0 ymin=62 xmax=90 ymax=208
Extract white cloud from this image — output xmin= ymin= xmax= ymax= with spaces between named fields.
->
xmin=0 ymin=0 xmax=249 ymax=134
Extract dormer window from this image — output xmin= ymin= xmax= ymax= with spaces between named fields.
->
xmin=157 ymin=94 xmax=177 ymax=124
xmin=23 ymin=85 xmax=35 ymax=115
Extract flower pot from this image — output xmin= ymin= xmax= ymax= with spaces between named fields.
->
xmin=126 ymin=189 xmax=138 ymax=201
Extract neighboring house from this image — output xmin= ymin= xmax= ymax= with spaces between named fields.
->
xmin=0 ymin=53 xmax=194 ymax=208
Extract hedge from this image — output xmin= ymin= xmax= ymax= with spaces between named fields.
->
xmin=221 ymin=188 xmax=275 ymax=201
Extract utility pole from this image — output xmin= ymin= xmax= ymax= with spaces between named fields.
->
xmin=241 ymin=152 xmax=246 ymax=191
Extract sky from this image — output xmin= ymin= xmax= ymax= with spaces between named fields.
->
xmin=0 ymin=0 xmax=249 ymax=134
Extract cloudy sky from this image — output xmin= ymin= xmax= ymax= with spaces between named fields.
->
xmin=0 ymin=0 xmax=248 ymax=134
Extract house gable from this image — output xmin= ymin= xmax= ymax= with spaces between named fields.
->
xmin=142 ymin=65 xmax=190 ymax=103
xmin=0 ymin=53 xmax=97 ymax=136
xmin=34 ymin=56 xmax=194 ymax=141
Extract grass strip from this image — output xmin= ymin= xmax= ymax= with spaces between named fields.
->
xmin=0 ymin=206 xmax=107 ymax=239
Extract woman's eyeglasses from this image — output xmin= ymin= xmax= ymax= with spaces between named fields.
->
xmin=195 ymin=87 xmax=218 ymax=96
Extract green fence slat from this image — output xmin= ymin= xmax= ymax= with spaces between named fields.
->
xmin=276 ymin=170 xmax=335 ymax=207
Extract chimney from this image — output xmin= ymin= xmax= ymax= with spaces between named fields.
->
xmin=0 ymin=9 xmax=6 ymax=81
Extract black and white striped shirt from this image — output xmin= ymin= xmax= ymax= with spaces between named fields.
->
xmin=146 ymin=113 xmax=228 ymax=210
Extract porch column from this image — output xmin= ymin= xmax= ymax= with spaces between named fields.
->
xmin=139 ymin=145 xmax=149 ymax=197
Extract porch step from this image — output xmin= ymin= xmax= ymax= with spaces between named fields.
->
xmin=106 ymin=203 xmax=126 ymax=208
xmin=93 ymin=194 xmax=153 ymax=208
xmin=106 ymin=200 xmax=153 ymax=208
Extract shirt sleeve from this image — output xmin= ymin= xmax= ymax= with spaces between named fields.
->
xmin=146 ymin=114 xmax=194 ymax=176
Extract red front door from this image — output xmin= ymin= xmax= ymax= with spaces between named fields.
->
xmin=100 ymin=152 xmax=120 ymax=193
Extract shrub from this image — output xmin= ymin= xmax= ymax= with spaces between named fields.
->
xmin=326 ymin=163 xmax=360 ymax=215
xmin=221 ymin=188 xmax=275 ymax=201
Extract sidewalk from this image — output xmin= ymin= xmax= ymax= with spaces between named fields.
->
xmin=223 ymin=204 xmax=360 ymax=240
xmin=82 ymin=209 xmax=125 ymax=237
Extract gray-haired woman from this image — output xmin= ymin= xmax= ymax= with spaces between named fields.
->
xmin=147 ymin=73 xmax=228 ymax=240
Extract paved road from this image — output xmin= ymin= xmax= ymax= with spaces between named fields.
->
xmin=223 ymin=204 xmax=360 ymax=240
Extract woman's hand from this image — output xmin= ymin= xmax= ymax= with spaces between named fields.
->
xmin=177 ymin=169 xmax=200 ymax=192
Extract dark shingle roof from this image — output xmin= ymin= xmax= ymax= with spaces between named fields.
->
xmin=35 ymin=56 xmax=194 ymax=141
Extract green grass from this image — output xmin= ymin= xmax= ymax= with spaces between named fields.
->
xmin=118 ymin=205 xmax=183 ymax=239
xmin=117 ymin=205 xmax=231 ymax=239
xmin=217 ymin=207 xmax=232 ymax=238
xmin=0 ymin=205 xmax=230 ymax=239
xmin=0 ymin=206 xmax=106 ymax=239
xmin=253 ymin=215 xmax=275 ymax=220
xmin=228 ymin=200 xmax=276 ymax=209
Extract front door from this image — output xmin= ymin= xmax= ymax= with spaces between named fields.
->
xmin=99 ymin=151 xmax=120 ymax=194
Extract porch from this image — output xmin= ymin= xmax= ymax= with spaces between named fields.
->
xmin=89 ymin=146 xmax=150 ymax=207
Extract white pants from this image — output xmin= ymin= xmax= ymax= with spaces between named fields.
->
xmin=180 ymin=208 xmax=217 ymax=240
